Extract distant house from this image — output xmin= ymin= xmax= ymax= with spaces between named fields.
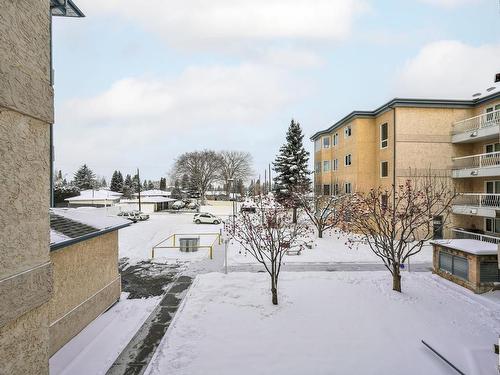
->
xmin=120 ymin=190 xmax=175 ymax=213
xmin=48 ymin=208 xmax=130 ymax=356
xmin=65 ymin=189 xmax=122 ymax=208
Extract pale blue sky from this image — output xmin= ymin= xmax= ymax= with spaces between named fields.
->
xmin=52 ymin=0 xmax=500 ymax=182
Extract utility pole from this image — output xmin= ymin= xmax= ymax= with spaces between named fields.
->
xmin=137 ymin=168 xmax=142 ymax=212
xmin=269 ymin=164 xmax=272 ymax=193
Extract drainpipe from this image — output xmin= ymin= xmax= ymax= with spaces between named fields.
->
xmin=49 ymin=13 xmax=55 ymax=208
xmin=391 ymin=106 xmax=397 ymax=208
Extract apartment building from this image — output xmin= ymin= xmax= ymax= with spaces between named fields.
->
xmin=312 ymin=90 xmax=500 ymax=237
xmin=311 ymin=87 xmax=500 ymax=292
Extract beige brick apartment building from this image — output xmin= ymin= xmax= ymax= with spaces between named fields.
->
xmin=311 ymin=88 xmax=500 ymax=292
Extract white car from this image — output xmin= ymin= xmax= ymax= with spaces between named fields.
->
xmin=193 ymin=213 xmax=221 ymax=224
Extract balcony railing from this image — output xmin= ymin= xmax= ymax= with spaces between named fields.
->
xmin=452 ymin=151 xmax=500 ymax=171
xmin=453 ymin=193 xmax=500 ymax=209
xmin=451 ymin=228 xmax=500 ymax=244
xmin=452 ymin=109 xmax=500 ymax=135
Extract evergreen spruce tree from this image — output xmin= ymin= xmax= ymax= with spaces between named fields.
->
xmin=160 ymin=177 xmax=167 ymax=191
xmin=147 ymin=180 xmax=154 ymax=190
xmin=100 ymin=177 xmax=107 ymax=188
xmin=181 ymin=174 xmax=189 ymax=190
xmin=273 ymin=119 xmax=311 ymax=222
xmin=122 ymin=174 xmax=133 ymax=198
xmin=110 ymin=170 xmax=124 ymax=192
xmin=132 ymin=173 xmax=141 ymax=193
xmin=143 ymin=179 xmax=148 ymax=190
xmin=73 ymin=164 xmax=97 ymax=190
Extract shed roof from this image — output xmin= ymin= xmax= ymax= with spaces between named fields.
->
xmin=431 ymin=239 xmax=498 ymax=255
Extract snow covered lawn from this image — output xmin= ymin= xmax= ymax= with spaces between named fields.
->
xmin=228 ymin=232 xmax=433 ymax=265
xmin=145 ymin=272 xmax=500 ymax=375
xmin=50 ymin=293 xmax=160 ymax=375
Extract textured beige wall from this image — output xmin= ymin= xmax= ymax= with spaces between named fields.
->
xmin=0 ymin=1 xmax=53 ymax=373
xmin=49 ymin=231 xmax=121 ymax=355
xmin=0 ymin=0 xmax=53 ymax=123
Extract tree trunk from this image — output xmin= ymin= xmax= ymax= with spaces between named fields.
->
xmin=392 ymin=267 xmax=402 ymax=292
xmin=271 ymin=275 xmax=278 ymax=305
xmin=318 ymin=225 xmax=323 ymax=238
xmin=292 ymin=207 xmax=297 ymax=223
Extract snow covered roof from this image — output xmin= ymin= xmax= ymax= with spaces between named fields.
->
xmin=66 ymin=189 xmax=122 ymax=201
xmin=431 ymin=239 xmax=498 ymax=255
xmin=133 ymin=189 xmax=171 ymax=197
xmin=50 ymin=207 xmax=130 ymax=250
xmin=121 ymin=196 xmax=176 ymax=203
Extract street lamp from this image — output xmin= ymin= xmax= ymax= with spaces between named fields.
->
xmin=228 ymin=178 xmax=236 ymax=234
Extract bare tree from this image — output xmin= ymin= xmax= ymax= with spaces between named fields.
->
xmin=229 ymin=196 xmax=312 ymax=305
xmin=171 ymin=150 xmax=222 ymax=204
xmin=345 ymin=173 xmax=457 ymax=292
xmin=219 ymin=151 xmax=253 ymax=195
xmin=297 ymin=188 xmax=352 ymax=238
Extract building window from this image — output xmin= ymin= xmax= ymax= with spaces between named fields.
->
xmin=345 ymin=182 xmax=352 ymax=194
xmin=485 ymin=180 xmax=500 ymax=194
xmin=333 ymin=133 xmax=339 ymax=146
xmin=380 ymin=123 xmax=388 ymax=149
xmin=323 ymin=136 xmax=330 ymax=149
xmin=345 ymin=154 xmax=352 ymax=166
xmin=323 ymin=184 xmax=331 ymax=196
xmin=315 ymin=139 xmax=321 ymax=152
xmin=332 ymin=159 xmax=338 ymax=171
xmin=381 ymin=161 xmax=388 ymax=177
xmin=480 ymin=262 xmax=500 ymax=283
xmin=323 ymin=160 xmax=331 ymax=172
xmin=315 ymin=162 xmax=321 ymax=173
xmin=333 ymin=183 xmax=339 ymax=196
xmin=381 ymin=194 xmax=388 ymax=209
xmin=439 ymin=251 xmax=468 ymax=280
xmin=485 ymin=218 xmax=500 ymax=234
xmin=485 ymin=143 xmax=500 ymax=154
xmin=344 ymin=125 xmax=352 ymax=138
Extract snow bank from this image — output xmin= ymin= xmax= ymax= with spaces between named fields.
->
xmin=145 ymin=272 xmax=500 ymax=375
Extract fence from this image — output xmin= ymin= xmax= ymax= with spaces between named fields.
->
xmin=151 ymin=232 xmax=222 ymax=259
xmin=451 ymin=228 xmax=500 ymax=244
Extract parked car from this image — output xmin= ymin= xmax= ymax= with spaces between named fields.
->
xmin=118 ymin=211 xmax=138 ymax=223
xmin=131 ymin=211 xmax=149 ymax=221
xmin=187 ymin=202 xmax=199 ymax=210
xmin=172 ymin=200 xmax=185 ymax=210
xmin=193 ymin=213 xmax=221 ymax=224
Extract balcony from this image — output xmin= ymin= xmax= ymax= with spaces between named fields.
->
xmin=451 ymin=228 xmax=500 ymax=245
xmin=451 ymin=151 xmax=500 ymax=178
xmin=452 ymin=193 xmax=500 ymax=217
xmin=452 ymin=109 xmax=500 ymax=143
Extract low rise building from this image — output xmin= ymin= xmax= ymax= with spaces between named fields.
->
xmin=49 ymin=208 xmax=129 ymax=355
xmin=66 ymin=189 xmax=122 ymax=208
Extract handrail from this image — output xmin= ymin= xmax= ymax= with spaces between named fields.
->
xmin=453 ymin=193 xmax=500 ymax=208
xmin=452 ymin=151 xmax=500 ymax=161
xmin=451 ymin=228 xmax=500 ymax=244
xmin=452 ymin=109 xmax=500 ymax=134
xmin=454 ymin=108 xmax=500 ymax=125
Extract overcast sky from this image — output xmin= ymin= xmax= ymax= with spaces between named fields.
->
xmin=52 ymin=0 xmax=500 ymax=182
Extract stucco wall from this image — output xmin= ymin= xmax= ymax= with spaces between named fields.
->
xmin=0 ymin=1 xmax=53 ymax=374
xmin=49 ymin=231 xmax=121 ymax=355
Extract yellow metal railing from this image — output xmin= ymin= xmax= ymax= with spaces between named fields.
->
xmin=151 ymin=232 xmax=221 ymax=259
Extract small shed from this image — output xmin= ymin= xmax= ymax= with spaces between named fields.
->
xmin=431 ymin=239 xmax=499 ymax=293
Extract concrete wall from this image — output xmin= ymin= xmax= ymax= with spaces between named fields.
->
xmin=0 ymin=1 xmax=53 ymax=374
xmin=49 ymin=231 xmax=121 ymax=355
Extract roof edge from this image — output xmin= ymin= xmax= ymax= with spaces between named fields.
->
xmin=310 ymin=93 xmax=500 ymax=141
xmin=50 ymin=223 xmax=130 ymax=251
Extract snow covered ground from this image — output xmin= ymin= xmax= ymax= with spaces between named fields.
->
xmin=119 ymin=211 xmax=222 ymax=264
xmin=145 ymin=272 xmax=500 ymax=375
xmin=50 ymin=293 xmax=160 ymax=375
xmin=228 ymin=231 xmax=433 ymax=265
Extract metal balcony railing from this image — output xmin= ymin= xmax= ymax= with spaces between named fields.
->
xmin=452 ymin=109 xmax=500 ymax=135
xmin=451 ymin=228 xmax=500 ymax=244
xmin=452 ymin=151 xmax=500 ymax=171
xmin=453 ymin=193 xmax=500 ymax=209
